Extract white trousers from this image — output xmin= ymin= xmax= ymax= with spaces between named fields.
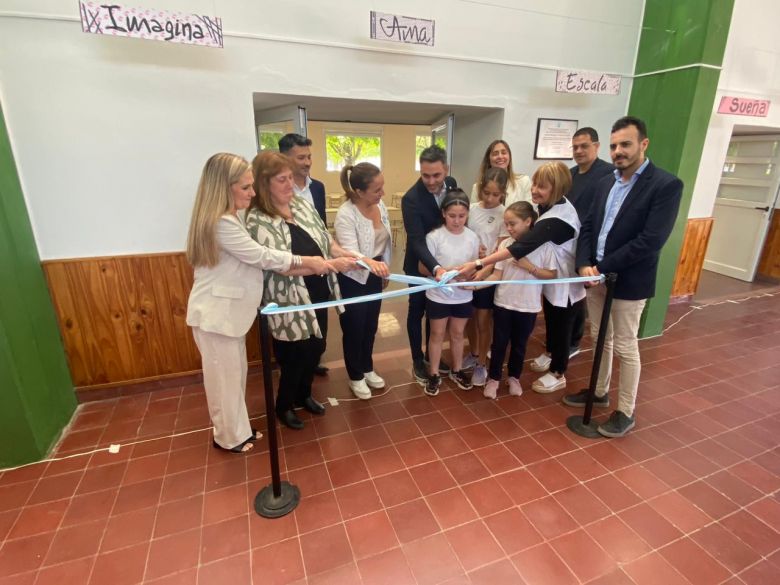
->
xmin=586 ymin=285 xmax=646 ymax=417
xmin=192 ymin=327 xmax=252 ymax=449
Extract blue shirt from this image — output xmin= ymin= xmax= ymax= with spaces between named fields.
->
xmin=596 ymin=158 xmax=650 ymax=262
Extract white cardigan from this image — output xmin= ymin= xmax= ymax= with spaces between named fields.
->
xmin=334 ymin=199 xmax=392 ymax=284
xmin=186 ymin=214 xmax=292 ymax=337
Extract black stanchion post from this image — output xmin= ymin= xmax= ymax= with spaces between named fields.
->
xmin=254 ymin=310 xmax=300 ymax=518
xmin=566 ymin=273 xmax=617 ymax=438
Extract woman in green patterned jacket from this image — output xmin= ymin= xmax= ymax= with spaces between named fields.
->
xmin=247 ymin=151 xmax=359 ymax=430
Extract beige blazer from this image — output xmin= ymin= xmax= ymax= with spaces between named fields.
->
xmin=186 ymin=214 xmax=292 ymax=338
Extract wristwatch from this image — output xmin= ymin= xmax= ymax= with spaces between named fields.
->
xmin=475 ymin=259 xmax=484 ymax=270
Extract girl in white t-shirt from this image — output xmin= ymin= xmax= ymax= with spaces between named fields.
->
xmin=465 ymin=167 xmax=509 ymax=387
xmin=420 ymin=190 xmax=481 ymax=397
xmin=477 ymin=202 xmax=558 ymax=399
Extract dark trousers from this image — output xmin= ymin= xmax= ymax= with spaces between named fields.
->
xmin=570 ymin=301 xmax=586 ymax=349
xmin=272 ymin=308 xmax=327 ymax=415
xmin=543 ymin=297 xmax=584 ymax=374
xmin=406 ymin=285 xmax=430 ymax=362
xmin=489 ymin=306 xmax=536 ymax=380
xmin=338 ymin=272 xmax=383 ymax=380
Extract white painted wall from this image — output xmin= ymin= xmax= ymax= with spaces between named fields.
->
xmin=689 ymin=0 xmax=780 ymax=218
xmin=0 ymin=0 xmax=640 ymax=258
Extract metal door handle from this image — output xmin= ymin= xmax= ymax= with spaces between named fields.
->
xmin=754 ymin=206 xmax=770 ymax=211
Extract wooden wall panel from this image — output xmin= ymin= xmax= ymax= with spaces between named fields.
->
xmin=671 ymin=217 xmax=714 ymax=298
xmin=43 ymin=252 xmax=260 ymax=389
xmin=757 ymin=211 xmax=780 ymax=279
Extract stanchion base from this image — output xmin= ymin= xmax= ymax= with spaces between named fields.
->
xmin=566 ymin=415 xmax=602 ymax=439
xmin=254 ymin=481 xmax=300 ymax=518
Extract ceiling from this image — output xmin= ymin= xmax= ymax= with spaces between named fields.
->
xmin=252 ymin=92 xmax=500 ymax=125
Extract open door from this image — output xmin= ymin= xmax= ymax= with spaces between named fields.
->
xmin=431 ymin=113 xmax=455 ymax=170
xmin=704 ymin=135 xmax=780 ymax=281
xmin=255 ymin=104 xmax=307 ymax=152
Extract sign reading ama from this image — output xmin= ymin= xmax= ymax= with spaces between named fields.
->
xmin=370 ymin=11 xmax=434 ymax=47
xmin=79 ymin=2 xmax=223 ymax=48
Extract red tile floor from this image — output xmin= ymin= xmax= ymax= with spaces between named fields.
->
xmin=1 ymin=289 xmax=779 ymax=585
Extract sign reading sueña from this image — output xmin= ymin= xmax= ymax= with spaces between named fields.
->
xmin=79 ymin=2 xmax=223 ymax=48
xmin=717 ymin=96 xmax=770 ymax=117
xmin=556 ymin=70 xmax=621 ymax=95
xmin=370 ymin=11 xmax=434 ymax=47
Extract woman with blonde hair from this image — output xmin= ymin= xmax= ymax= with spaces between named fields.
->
xmin=469 ymin=140 xmax=532 ymax=207
xmin=247 ymin=151 xmax=359 ymax=430
xmin=186 ymin=153 xmax=329 ymax=453
xmin=459 ymin=161 xmax=585 ymax=395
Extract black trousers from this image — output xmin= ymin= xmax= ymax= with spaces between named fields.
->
xmin=406 ymin=284 xmax=430 ymax=362
xmin=489 ymin=306 xmax=537 ymax=380
xmin=338 ymin=272 xmax=383 ymax=381
xmin=543 ymin=297 xmax=584 ymax=374
xmin=272 ymin=308 xmax=327 ymax=415
xmin=570 ymin=300 xmax=586 ymax=348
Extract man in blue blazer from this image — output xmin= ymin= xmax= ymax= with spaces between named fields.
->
xmin=279 ymin=134 xmax=327 ymax=224
xmin=402 ymin=145 xmax=457 ymax=386
xmin=564 ymin=116 xmax=683 ymax=438
xmin=279 ymin=133 xmax=329 ymax=375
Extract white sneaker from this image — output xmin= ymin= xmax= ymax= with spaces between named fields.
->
xmin=363 ymin=371 xmax=385 ymax=389
xmin=529 ymin=353 xmax=552 ymax=372
xmin=531 ymin=373 xmax=566 ymax=394
xmin=483 ymin=379 xmax=499 ymax=400
xmin=461 ymin=353 xmax=479 ymax=370
xmin=507 ymin=377 xmax=523 ymax=397
xmin=349 ymin=379 xmax=372 ymax=400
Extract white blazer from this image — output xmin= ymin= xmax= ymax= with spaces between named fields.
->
xmin=186 ymin=214 xmax=292 ymax=337
xmin=334 ymin=199 xmax=392 ymax=284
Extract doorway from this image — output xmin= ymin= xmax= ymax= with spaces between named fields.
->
xmin=252 ymin=92 xmax=504 ymax=272
xmin=703 ymin=131 xmax=780 ymax=283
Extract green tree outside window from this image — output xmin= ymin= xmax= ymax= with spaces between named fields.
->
xmin=326 ymin=134 xmax=381 ymax=171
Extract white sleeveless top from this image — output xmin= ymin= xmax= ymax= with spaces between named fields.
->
xmin=537 ymin=198 xmax=586 ymax=307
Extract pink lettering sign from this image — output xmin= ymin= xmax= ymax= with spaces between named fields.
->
xmin=717 ymin=96 xmax=770 ymax=117
xmin=79 ymin=2 xmax=223 ymax=48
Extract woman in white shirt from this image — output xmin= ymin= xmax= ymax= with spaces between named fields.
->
xmin=185 ymin=153 xmax=328 ymax=453
xmin=470 ymin=140 xmax=532 ymax=207
xmin=334 ymin=163 xmax=392 ymax=399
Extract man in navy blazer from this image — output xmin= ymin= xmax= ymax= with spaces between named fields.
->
xmin=564 ymin=116 xmax=682 ymax=438
xmin=402 ymin=145 xmax=457 ymax=386
xmin=279 ymin=134 xmax=327 ymax=224
xmin=278 ymin=133 xmax=329 ymax=375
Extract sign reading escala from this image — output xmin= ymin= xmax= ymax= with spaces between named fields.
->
xmin=369 ymin=11 xmax=434 ymax=47
xmin=78 ymin=2 xmax=223 ymax=48
xmin=717 ymin=96 xmax=770 ymax=117
xmin=555 ymin=70 xmax=621 ymax=95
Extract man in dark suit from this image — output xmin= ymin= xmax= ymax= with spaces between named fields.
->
xmin=278 ymin=134 xmax=327 ymax=224
xmin=564 ymin=116 xmax=682 ymax=438
xmin=402 ymin=145 xmax=457 ymax=385
xmin=278 ymin=133 xmax=329 ymax=375
xmin=567 ymin=127 xmax=615 ymax=357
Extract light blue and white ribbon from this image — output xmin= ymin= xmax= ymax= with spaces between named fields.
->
xmin=260 ymin=263 xmax=603 ymax=316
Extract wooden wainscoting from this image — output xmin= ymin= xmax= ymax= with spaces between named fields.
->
xmin=757 ymin=210 xmax=780 ymax=279
xmin=42 ymin=252 xmax=260 ymax=390
xmin=671 ymin=217 xmax=714 ymax=299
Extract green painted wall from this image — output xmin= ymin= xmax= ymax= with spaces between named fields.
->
xmin=629 ymin=0 xmax=735 ymax=336
xmin=0 ymin=103 xmax=77 ymax=468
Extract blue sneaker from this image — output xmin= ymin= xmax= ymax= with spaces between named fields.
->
xmin=471 ymin=365 xmax=488 ymax=386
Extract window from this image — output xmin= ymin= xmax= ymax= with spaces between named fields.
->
xmin=325 ymin=133 xmax=381 ymax=171
xmin=257 ymin=122 xmax=287 ymax=151
xmin=415 ymin=133 xmax=432 ymax=170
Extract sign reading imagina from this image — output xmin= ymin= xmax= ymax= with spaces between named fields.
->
xmin=78 ymin=2 xmax=223 ymax=48
xmin=370 ymin=11 xmax=434 ymax=47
